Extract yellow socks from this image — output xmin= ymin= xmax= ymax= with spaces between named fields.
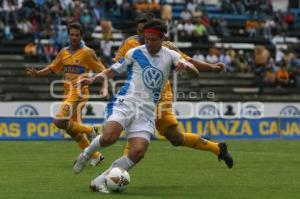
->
xmin=67 ymin=121 xmax=93 ymax=135
xmin=183 ymin=133 xmax=220 ymax=155
xmin=123 ymin=142 xmax=130 ymax=155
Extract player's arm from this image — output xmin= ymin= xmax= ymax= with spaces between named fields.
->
xmin=87 ymin=49 xmax=106 ymax=72
xmin=26 ymin=50 xmax=64 ymax=77
xmin=79 ymin=52 xmax=132 ymax=94
xmin=189 ymin=59 xmax=226 ymax=72
xmin=175 ymin=59 xmax=200 ymax=77
xmin=169 ymin=48 xmax=199 ymax=77
xmin=163 ymin=41 xmax=226 ymax=72
xmin=26 ymin=66 xmax=53 ymax=77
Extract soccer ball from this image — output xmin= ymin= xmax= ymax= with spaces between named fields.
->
xmin=104 ymin=167 xmax=130 ymax=192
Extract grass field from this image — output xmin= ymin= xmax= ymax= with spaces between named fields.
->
xmin=0 ymin=140 xmax=300 ymax=199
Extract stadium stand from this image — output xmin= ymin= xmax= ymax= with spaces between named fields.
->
xmin=1 ymin=0 xmax=300 ymax=102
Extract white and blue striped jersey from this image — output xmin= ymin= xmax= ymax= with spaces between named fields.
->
xmin=106 ymin=45 xmax=182 ymax=119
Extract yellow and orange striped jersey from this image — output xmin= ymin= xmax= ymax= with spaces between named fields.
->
xmin=48 ymin=43 xmax=105 ymax=94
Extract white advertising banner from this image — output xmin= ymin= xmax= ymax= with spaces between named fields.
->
xmin=0 ymin=101 xmax=299 ymax=118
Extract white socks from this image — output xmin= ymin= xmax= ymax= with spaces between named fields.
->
xmin=93 ymin=156 xmax=135 ymax=185
xmin=84 ymin=135 xmax=101 ymax=157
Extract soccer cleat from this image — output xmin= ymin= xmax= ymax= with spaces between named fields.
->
xmin=73 ymin=152 xmax=90 ymax=174
xmin=90 ymin=155 xmax=105 ymax=167
xmin=88 ymin=126 xmax=99 ymax=142
xmin=90 ymin=180 xmax=110 ymax=194
xmin=218 ymin=142 xmax=233 ymax=169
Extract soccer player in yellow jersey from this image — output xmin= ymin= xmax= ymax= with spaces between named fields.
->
xmin=26 ymin=23 xmax=106 ymax=167
xmin=114 ymin=13 xmax=233 ymax=168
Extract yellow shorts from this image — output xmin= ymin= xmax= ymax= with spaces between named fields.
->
xmin=155 ymin=81 xmax=178 ymax=135
xmin=56 ymin=89 xmax=88 ymax=123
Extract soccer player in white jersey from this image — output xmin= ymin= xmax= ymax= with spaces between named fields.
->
xmin=73 ymin=19 xmax=199 ymax=193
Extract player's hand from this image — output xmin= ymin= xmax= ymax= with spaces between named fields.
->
xmin=26 ymin=67 xmax=38 ymax=77
xmin=99 ymin=86 xmax=108 ymax=98
xmin=211 ymin=62 xmax=226 ymax=72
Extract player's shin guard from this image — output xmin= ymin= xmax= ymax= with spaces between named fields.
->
xmin=183 ymin=133 xmax=220 ymax=155
xmin=123 ymin=142 xmax=130 ymax=155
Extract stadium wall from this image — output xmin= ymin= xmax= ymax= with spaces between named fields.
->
xmin=0 ymin=117 xmax=299 ymax=140
xmin=0 ymin=102 xmax=299 ymax=140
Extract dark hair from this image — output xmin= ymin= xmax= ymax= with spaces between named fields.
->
xmin=67 ymin=22 xmax=83 ymax=35
xmin=135 ymin=12 xmax=154 ymax=24
xmin=143 ymin=19 xmax=167 ymax=34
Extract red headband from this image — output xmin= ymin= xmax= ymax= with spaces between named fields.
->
xmin=143 ymin=28 xmax=164 ymax=37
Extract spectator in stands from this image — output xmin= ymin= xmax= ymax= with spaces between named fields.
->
xmin=217 ymin=18 xmax=230 ymax=37
xmin=263 ymin=17 xmax=275 ymax=39
xmin=219 ymin=48 xmax=233 ymax=72
xmin=21 ymin=0 xmax=36 ymax=18
xmin=199 ymin=13 xmax=215 ymax=35
xmin=180 ymin=9 xmax=192 ymax=23
xmin=194 ymin=20 xmax=208 ymax=42
xmin=3 ymin=24 xmax=13 ymax=40
xmin=186 ymin=0 xmax=198 ymax=17
xmin=231 ymin=0 xmax=245 ymax=14
xmin=161 ymin=4 xmax=172 ymax=22
xmin=92 ymin=1 xmax=104 ymax=24
xmin=274 ymin=10 xmax=288 ymax=36
xmin=17 ymin=18 xmax=32 ymax=34
xmin=283 ymin=11 xmax=294 ymax=30
xmin=60 ymin=0 xmax=72 ymax=10
xmin=56 ymin=25 xmax=68 ymax=49
xmin=259 ymin=0 xmax=273 ymax=15
xmin=254 ymin=45 xmax=270 ymax=93
xmin=24 ymin=41 xmax=37 ymax=62
xmin=135 ymin=0 xmax=160 ymax=15
xmin=245 ymin=18 xmax=257 ymax=38
xmin=234 ymin=50 xmax=251 ymax=73
xmin=206 ymin=48 xmax=219 ymax=64
xmin=80 ymin=9 xmax=93 ymax=37
xmin=100 ymin=38 xmax=113 ymax=65
xmin=263 ymin=66 xmax=276 ymax=87
xmin=243 ymin=0 xmax=260 ymax=15
xmin=2 ymin=0 xmax=19 ymax=26
xmin=275 ymin=47 xmax=285 ymax=66
xmin=275 ymin=64 xmax=290 ymax=87
xmin=121 ymin=0 xmax=134 ymax=19
xmin=43 ymin=42 xmax=58 ymax=63
xmin=192 ymin=50 xmax=205 ymax=62
xmin=220 ymin=0 xmax=234 ymax=13
xmin=0 ymin=18 xmax=4 ymax=39
xmin=100 ymin=20 xmax=113 ymax=40
xmin=177 ymin=20 xmax=195 ymax=41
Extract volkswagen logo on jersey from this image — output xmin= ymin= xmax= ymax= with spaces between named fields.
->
xmin=15 ymin=105 xmax=39 ymax=116
xmin=142 ymin=67 xmax=163 ymax=90
xmin=280 ymin=105 xmax=300 ymax=116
